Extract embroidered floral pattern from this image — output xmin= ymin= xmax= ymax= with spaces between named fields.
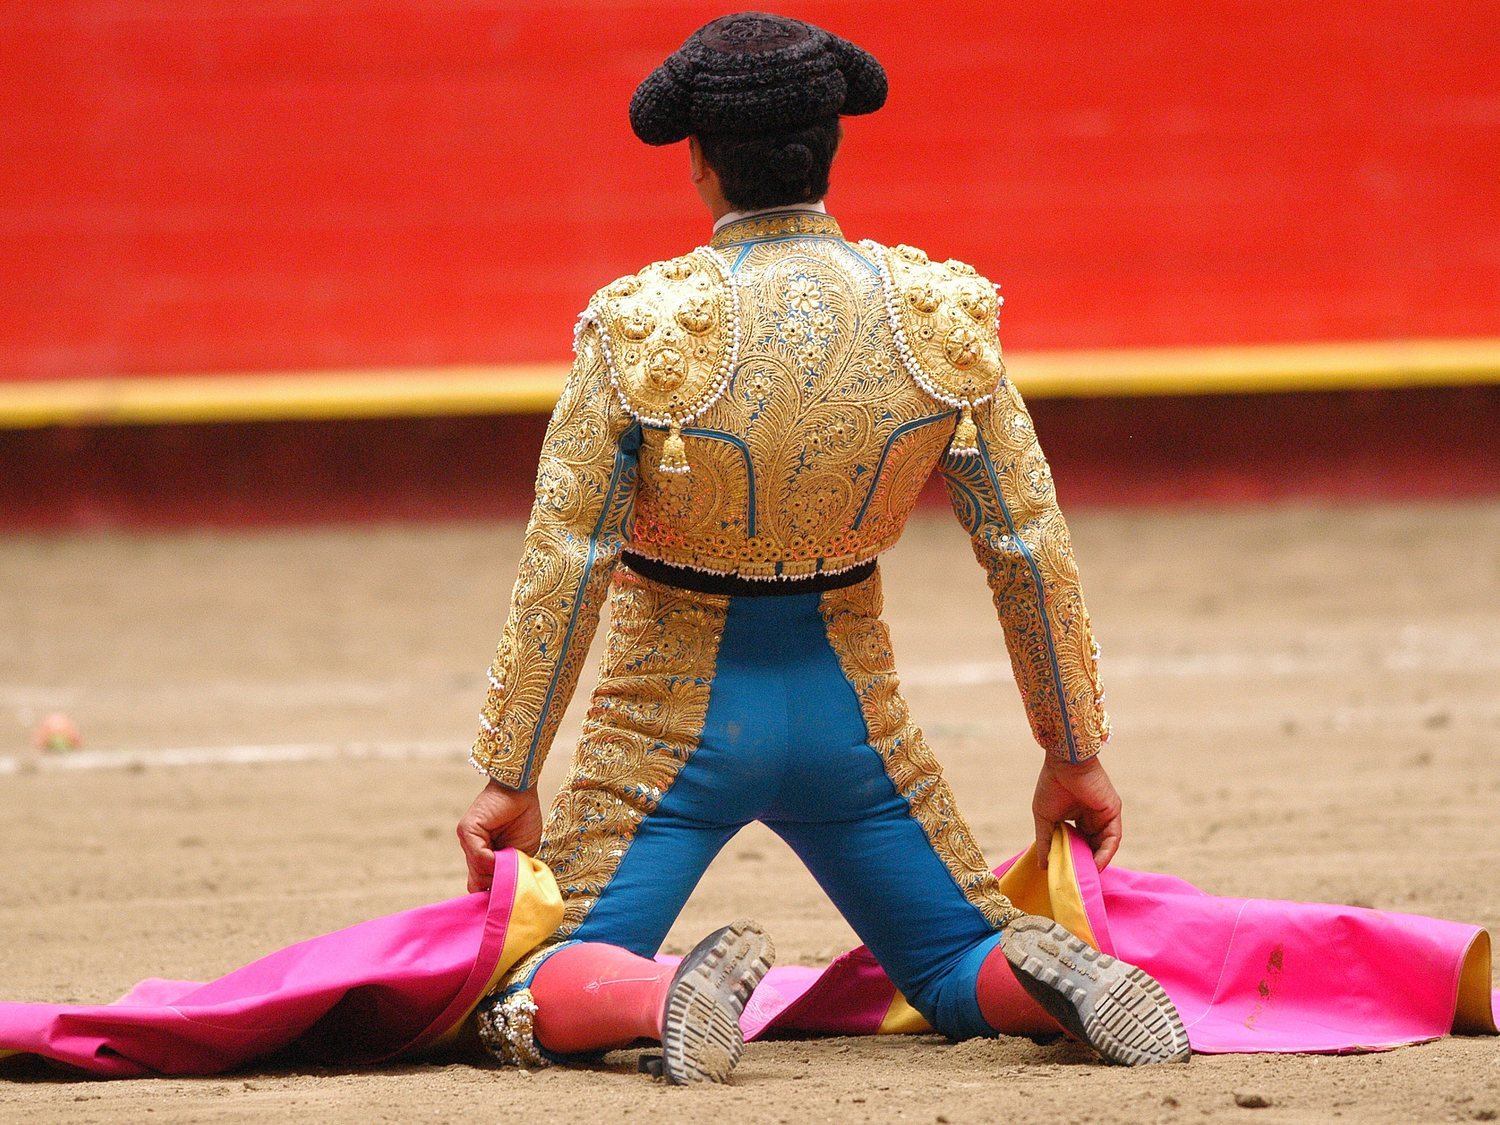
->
xmin=785 ymin=276 xmax=822 ymax=312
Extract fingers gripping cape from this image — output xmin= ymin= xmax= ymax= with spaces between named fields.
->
xmin=2 ymin=829 xmax=1495 ymax=1076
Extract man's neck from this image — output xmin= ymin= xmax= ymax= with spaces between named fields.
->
xmin=712 ymin=200 xmax=827 ymax=233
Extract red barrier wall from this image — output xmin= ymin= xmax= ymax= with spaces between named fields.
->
xmin=3 ymin=2 xmax=1497 ymax=383
xmin=5 ymin=387 xmax=1497 ymax=530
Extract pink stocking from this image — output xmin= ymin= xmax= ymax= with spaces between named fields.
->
xmin=975 ymin=944 xmax=1065 ymax=1037
xmin=529 ymin=942 xmax=677 ymax=1054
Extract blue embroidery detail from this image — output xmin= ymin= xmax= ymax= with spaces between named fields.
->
xmin=944 ymin=475 xmax=986 ymax=536
xmin=852 ymin=411 xmax=955 ymax=529
xmin=520 ymin=423 xmax=641 ymax=781
xmin=678 ymin=426 xmax=758 ymax=537
xmin=841 ymin=242 xmax=882 ymax=275
xmin=969 ymin=433 xmax=1081 ymax=762
xmin=733 ymin=233 xmax=844 ymax=250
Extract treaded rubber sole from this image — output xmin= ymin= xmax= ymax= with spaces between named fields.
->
xmin=659 ymin=919 xmax=775 ymax=1085
xmin=1000 ymin=916 xmax=1191 ymax=1066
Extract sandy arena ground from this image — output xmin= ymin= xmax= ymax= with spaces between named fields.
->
xmin=1 ymin=501 xmax=1498 ymax=1123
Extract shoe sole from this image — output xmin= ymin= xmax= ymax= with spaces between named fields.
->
xmin=659 ymin=919 xmax=775 ymax=1085
xmin=1000 ymin=916 xmax=1191 ymax=1066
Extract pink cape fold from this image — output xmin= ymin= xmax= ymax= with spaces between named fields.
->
xmin=743 ymin=829 xmax=1499 ymax=1053
xmin=3 ymin=836 xmax=1495 ymax=1076
xmin=0 ymin=850 xmax=524 ymax=1076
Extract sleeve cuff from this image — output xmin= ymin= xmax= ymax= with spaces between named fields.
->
xmin=468 ymin=751 xmax=533 ymax=792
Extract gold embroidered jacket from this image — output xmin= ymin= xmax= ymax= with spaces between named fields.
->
xmin=471 ymin=211 xmax=1109 ymax=789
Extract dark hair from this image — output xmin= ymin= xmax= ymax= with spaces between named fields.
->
xmin=697 ymin=117 xmax=842 ymax=211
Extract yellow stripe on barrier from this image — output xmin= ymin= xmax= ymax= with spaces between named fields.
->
xmin=1016 ymin=337 xmax=1500 ymax=398
xmin=1 ymin=338 xmax=1497 ymax=430
xmin=0 ymin=364 xmax=568 ymax=430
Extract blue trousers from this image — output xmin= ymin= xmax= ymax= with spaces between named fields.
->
xmin=532 ymin=568 xmax=1014 ymax=1040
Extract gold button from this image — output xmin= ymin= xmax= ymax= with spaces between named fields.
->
xmin=906 ymin=282 xmax=941 ymax=313
xmin=646 ymin=347 xmax=687 ymax=390
xmin=943 ymin=325 xmax=983 ymax=369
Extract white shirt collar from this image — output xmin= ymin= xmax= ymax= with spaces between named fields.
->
xmin=712 ymin=200 xmax=828 ymax=233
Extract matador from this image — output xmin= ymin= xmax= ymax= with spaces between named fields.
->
xmin=457 ymin=12 xmax=1190 ymax=1083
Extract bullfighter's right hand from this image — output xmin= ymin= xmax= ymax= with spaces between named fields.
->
xmin=457 ymin=780 xmax=543 ymax=893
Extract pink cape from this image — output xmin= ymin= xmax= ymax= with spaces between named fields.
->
xmin=742 ymin=827 xmax=1500 ymax=1053
xmin=0 ymin=850 xmax=567 ymax=1077
xmin=2 ymin=829 xmax=1495 ymax=1076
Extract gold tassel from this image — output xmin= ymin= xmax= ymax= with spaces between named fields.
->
xmin=659 ymin=423 xmax=690 ymax=475
xmin=950 ymin=405 xmax=979 ymax=456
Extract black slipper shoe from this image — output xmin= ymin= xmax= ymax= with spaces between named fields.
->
xmin=1000 ymin=915 xmax=1191 ymax=1066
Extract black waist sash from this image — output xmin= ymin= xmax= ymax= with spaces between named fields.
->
xmin=620 ymin=550 xmax=876 ymax=597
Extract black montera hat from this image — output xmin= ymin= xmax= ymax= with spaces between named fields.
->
xmin=629 ymin=12 xmax=888 ymax=145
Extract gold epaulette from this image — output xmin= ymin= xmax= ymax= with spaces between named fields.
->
xmin=579 ymin=247 xmax=742 ymax=474
xmin=861 ymin=240 xmax=1005 ymax=455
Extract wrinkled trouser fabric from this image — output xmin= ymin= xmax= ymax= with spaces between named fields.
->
xmin=522 ymin=565 xmax=1017 ymax=1040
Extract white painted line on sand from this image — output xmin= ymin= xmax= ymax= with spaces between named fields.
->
xmin=3 ymin=629 xmax=1495 ymax=776
xmin=0 ymin=740 xmax=465 ymax=777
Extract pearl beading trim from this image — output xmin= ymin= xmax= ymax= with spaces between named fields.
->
xmin=580 ymin=246 xmax=744 ymax=432
xmin=467 ymin=751 xmax=507 ymax=781
xmin=477 ymin=988 xmax=550 ymax=1069
xmin=471 ymin=713 xmax=509 ymax=781
xmin=859 ymin=239 xmax=1003 ymax=411
xmin=630 ymin=547 xmax=887 ymax=582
